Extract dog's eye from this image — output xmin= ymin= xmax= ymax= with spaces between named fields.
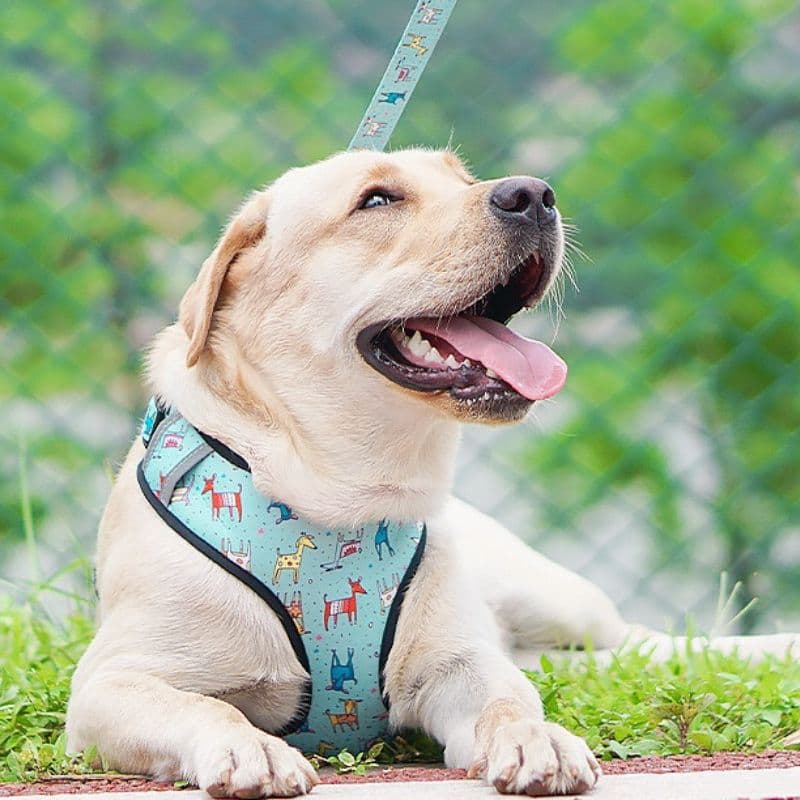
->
xmin=359 ymin=191 xmax=400 ymax=210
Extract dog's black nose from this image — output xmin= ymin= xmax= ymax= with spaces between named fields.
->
xmin=489 ymin=177 xmax=557 ymax=227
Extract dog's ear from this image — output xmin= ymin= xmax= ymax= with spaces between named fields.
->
xmin=180 ymin=190 xmax=270 ymax=367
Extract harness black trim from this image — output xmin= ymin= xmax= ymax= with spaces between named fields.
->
xmin=378 ymin=523 xmax=427 ymax=701
xmin=196 ymin=429 xmax=251 ymax=472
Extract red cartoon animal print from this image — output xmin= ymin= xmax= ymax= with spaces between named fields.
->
xmin=320 ymin=529 xmax=363 ymax=572
xmin=161 ymin=430 xmax=184 ymax=449
xmin=323 ymin=577 xmax=367 ymax=630
xmin=201 ymin=475 xmax=243 ymax=521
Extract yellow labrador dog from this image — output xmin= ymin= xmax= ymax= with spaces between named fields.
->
xmin=66 ymin=148 xmax=638 ymax=796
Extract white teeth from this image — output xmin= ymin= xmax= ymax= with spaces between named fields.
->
xmin=425 ymin=347 xmax=444 ymax=364
xmin=482 ymin=392 xmax=490 ymax=400
xmin=403 ymin=330 xmax=464 ymax=370
xmin=407 ymin=330 xmax=432 ymax=357
xmin=463 ymin=359 xmax=472 ymax=366
xmin=486 ymin=368 xmax=498 ymax=378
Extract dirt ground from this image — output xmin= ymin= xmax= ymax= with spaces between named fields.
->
xmin=2 ymin=751 xmax=800 ymax=796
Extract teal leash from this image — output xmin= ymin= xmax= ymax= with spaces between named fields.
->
xmin=349 ymin=0 xmax=458 ymax=151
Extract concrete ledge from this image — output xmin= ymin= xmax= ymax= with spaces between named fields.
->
xmin=17 ymin=767 xmax=800 ymax=800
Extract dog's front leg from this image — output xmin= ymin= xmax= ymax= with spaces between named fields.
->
xmin=67 ymin=667 xmax=318 ymax=797
xmin=419 ymin=654 xmax=598 ymax=795
xmin=468 ymin=694 xmax=600 ymax=795
xmin=386 ymin=527 xmax=600 ymax=795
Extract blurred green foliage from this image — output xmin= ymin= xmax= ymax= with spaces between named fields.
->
xmin=1 ymin=1 xmax=798 ymax=630
xmin=520 ymin=0 xmax=800 ymax=629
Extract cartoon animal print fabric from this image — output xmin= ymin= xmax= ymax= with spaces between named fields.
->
xmin=137 ymin=400 xmax=426 ymax=755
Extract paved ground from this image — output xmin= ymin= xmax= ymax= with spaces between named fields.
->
xmin=13 ymin=767 xmax=800 ymax=800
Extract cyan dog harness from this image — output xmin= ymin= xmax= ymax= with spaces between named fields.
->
xmin=137 ymin=400 xmax=426 ymax=755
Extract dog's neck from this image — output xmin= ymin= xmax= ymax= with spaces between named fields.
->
xmin=147 ymin=325 xmax=460 ymax=527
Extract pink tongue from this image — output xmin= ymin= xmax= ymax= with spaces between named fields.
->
xmin=406 ymin=317 xmax=567 ymax=401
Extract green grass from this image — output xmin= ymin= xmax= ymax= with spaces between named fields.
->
xmin=531 ymin=647 xmax=800 ymax=759
xmin=0 ymin=595 xmax=97 ymax=782
xmin=2 ymin=590 xmax=799 ymax=783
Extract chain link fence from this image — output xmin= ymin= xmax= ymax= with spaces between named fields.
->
xmin=3 ymin=0 xmax=799 ymax=633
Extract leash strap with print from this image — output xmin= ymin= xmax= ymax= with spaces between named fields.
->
xmin=348 ymin=0 xmax=458 ymax=151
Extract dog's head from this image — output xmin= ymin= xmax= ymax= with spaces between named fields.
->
xmin=179 ymin=149 xmax=566 ymax=427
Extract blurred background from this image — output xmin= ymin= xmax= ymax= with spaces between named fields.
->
xmin=2 ymin=0 xmax=798 ymax=634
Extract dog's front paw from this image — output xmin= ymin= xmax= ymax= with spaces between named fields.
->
xmin=195 ymin=726 xmax=318 ymax=797
xmin=469 ymin=720 xmax=600 ymax=796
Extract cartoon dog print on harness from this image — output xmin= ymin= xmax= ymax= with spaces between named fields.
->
xmin=202 ymin=475 xmax=243 ymax=521
xmin=377 ymin=573 xmax=401 ymax=613
xmin=267 ymin=501 xmax=298 ymax=525
xmin=221 ymin=539 xmax=251 ymax=572
xmin=320 ymin=529 xmax=364 ymax=572
xmin=282 ymin=591 xmax=308 ymax=635
xmin=160 ymin=429 xmax=184 ymax=449
xmin=323 ymin=577 xmax=367 ymax=629
xmin=374 ymin=519 xmax=395 ymax=560
xmin=327 ymin=648 xmax=358 ymax=693
xmin=325 ymin=699 xmax=361 ymax=732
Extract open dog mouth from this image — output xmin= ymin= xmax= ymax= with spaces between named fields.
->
xmin=356 ymin=251 xmax=567 ymax=410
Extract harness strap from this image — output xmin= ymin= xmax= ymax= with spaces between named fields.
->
xmin=141 ymin=407 xmax=178 ymax=462
xmin=348 ymin=0 xmax=458 ymax=151
xmin=141 ymin=397 xmax=167 ymax=448
xmin=156 ymin=442 xmax=211 ymax=503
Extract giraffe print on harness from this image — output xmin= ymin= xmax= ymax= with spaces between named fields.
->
xmin=273 ymin=533 xmax=317 ymax=584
